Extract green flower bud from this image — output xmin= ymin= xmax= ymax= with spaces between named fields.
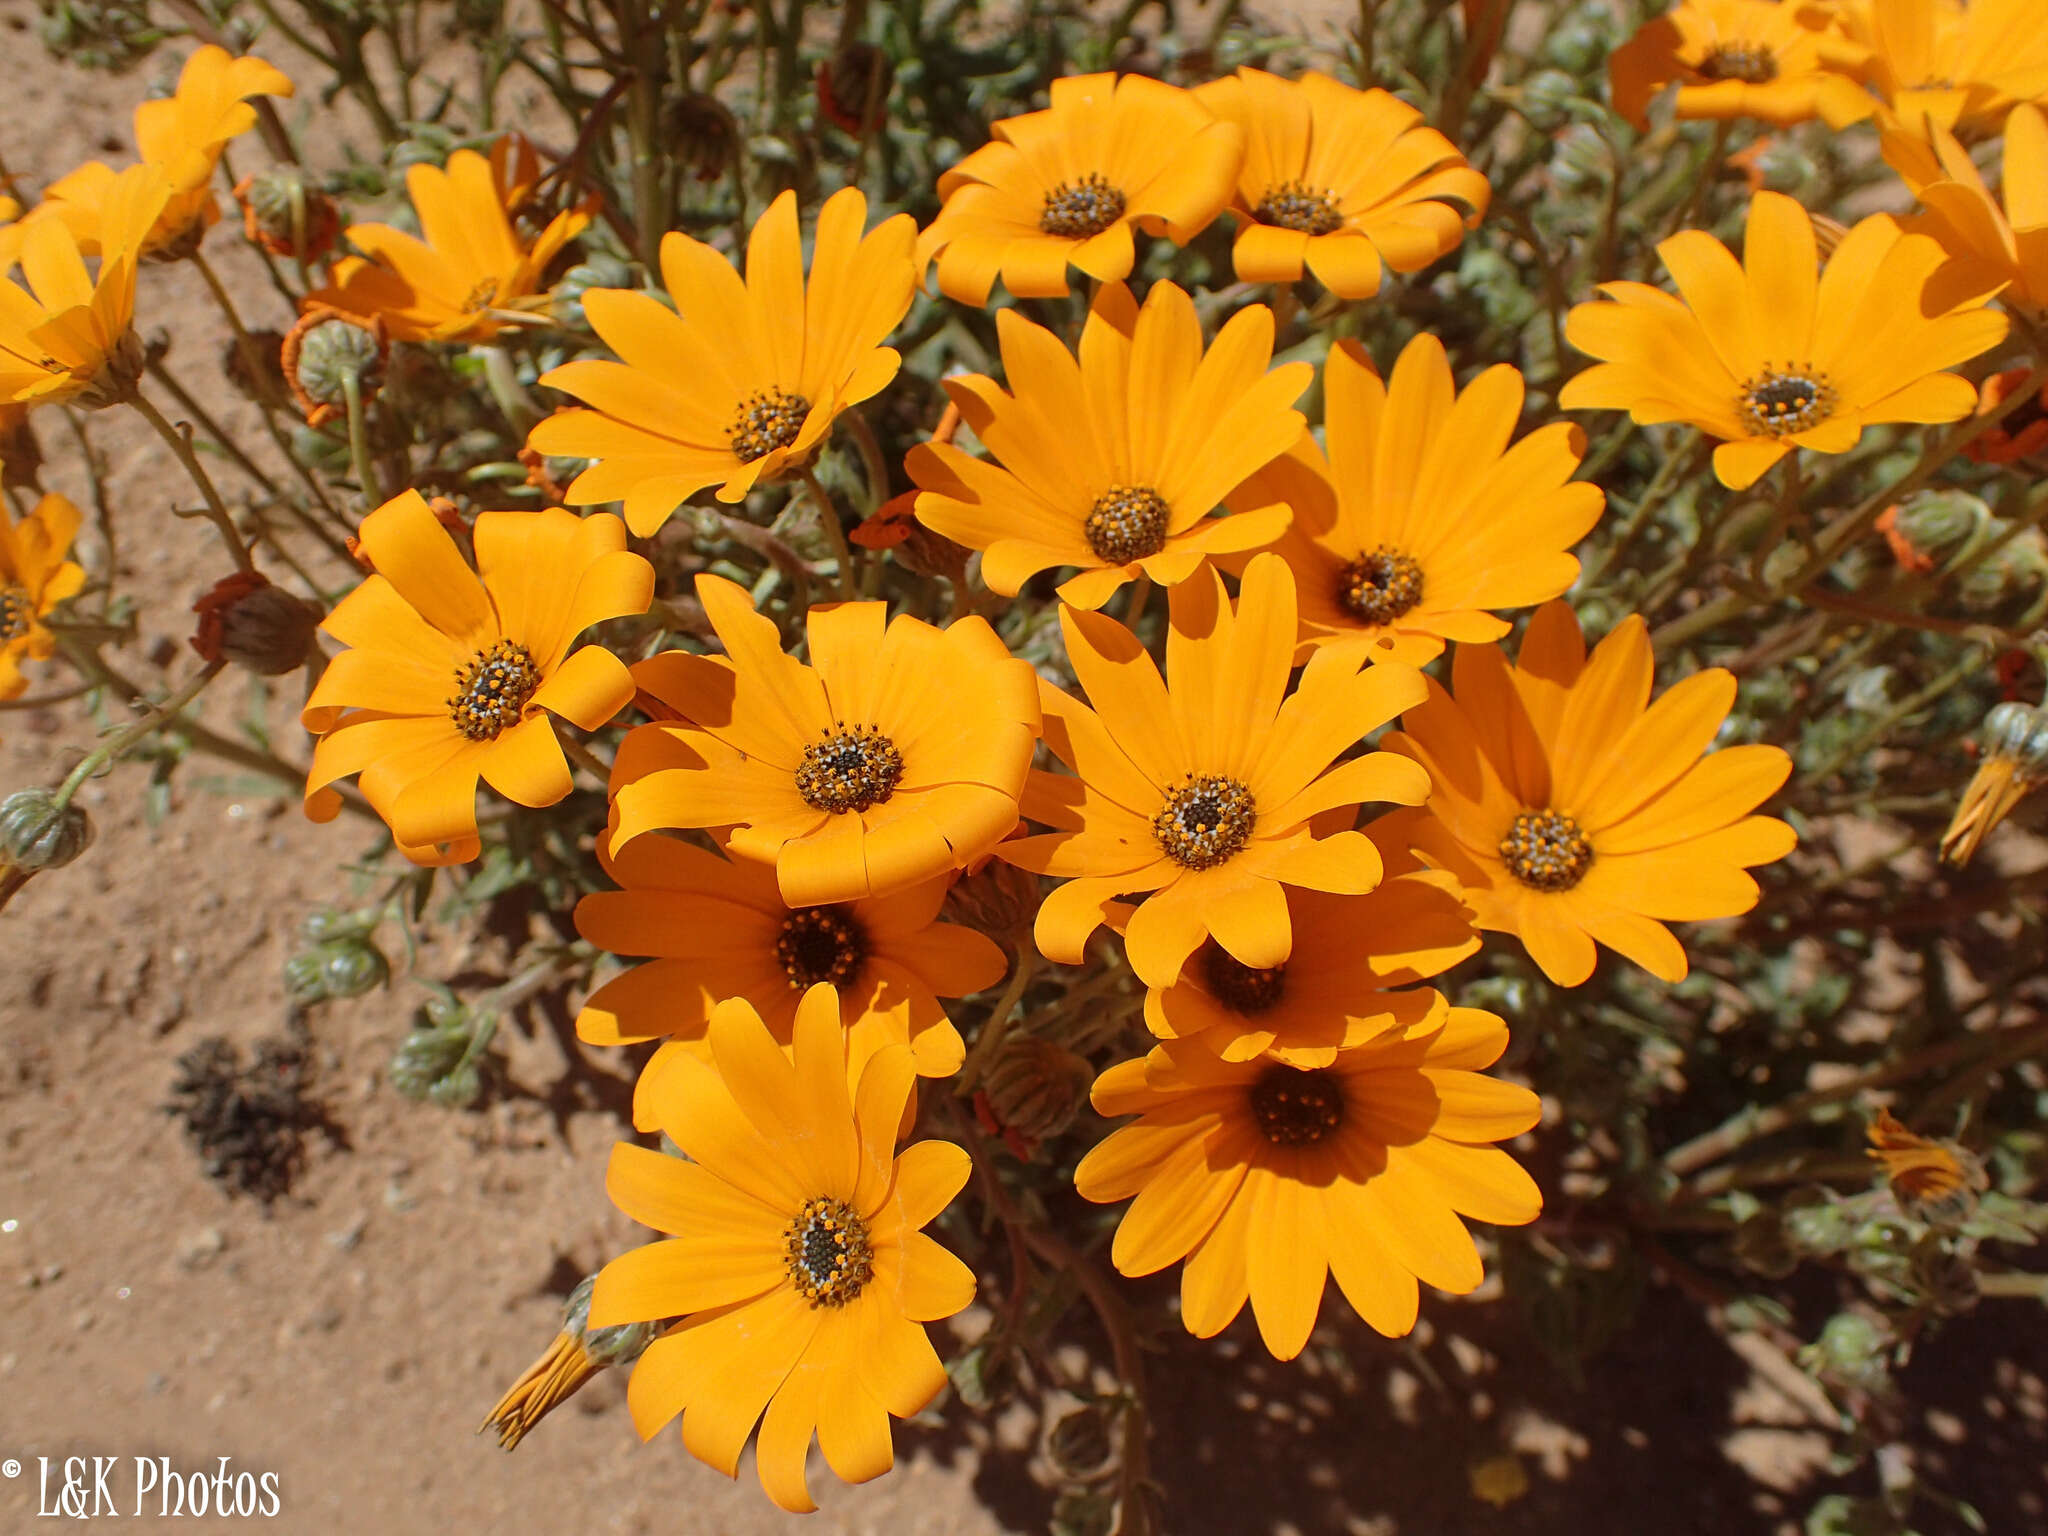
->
xmin=390 ymin=1022 xmax=470 ymax=1100
xmin=1549 ymin=124 xmax=1610 ymax=195
xmin=1544 ymin=9 xmax=1619 ymax=75
xmin=1046 ymin=1397 xmax=1119 ymax=1481
xmin=1983 ymin=700 xmax=2048 ymax=775
xmin=1887 ymin=489 xmax=1991 ymax=571
xmin=286 ymin=936 xmax=389 ymax=1004
xmin=1519 ymin=69 xmax=1582 ymax=132
xmin=0 ymin=788 xmax=94 ymax=872
xmin=291 ymin=315 xmax=384 ymax=412
xmin=1799 ymin=1310 xmax=1890 ymax=1391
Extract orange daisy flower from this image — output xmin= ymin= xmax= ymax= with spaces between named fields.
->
xmin=1074 ymin=1008 xmax=1542 ymax=1360
xmin=311 ymin=133 xmax=595 ymax=343
xmin=907 ymin=281 xmax=1308 ymax=611
xmin=1883 ymin=102 xmax=2048 ymax=320
xmin=1561 ymin=191 xmax=2009 ymax=490
xmin=1193 ymin=67 xmax=1488 ymax=299
xmin=302 ymin=493 xmax=654 ymax=865
xmin=38 ymin=45 xmax=292 ymax=259
xmin=1141 ymin=871 xmax=1478 ymax=1066
xmin=0 ymin=164 xmax=166 ymax=408
xmin=574 ymin=826 xmax=1005 ymax=1083
xmin=530 ymin=187 xmax=914 ymax=534
xmin=1374 ymin=601 xmax=1797 ymax=988
xmin=1262 ymin=334 xmax=1603 ymax=669
xmin=915 ymin=71 xmax=1242 ymax=305
xmin=1606 ymin=0 xmax=1871 ymax=130
xmin=590 ymin=988 xmax=975 ymax=1513
xmin=999 ymin=553 xmax=1430 ymax=989
xmin=609 ymin=573 xmax=1040 ymax=906
xmin=1822 ymin=0 xmax=2048 ymax=136
xmin=0 ymin=491 xmax=86 ymax=699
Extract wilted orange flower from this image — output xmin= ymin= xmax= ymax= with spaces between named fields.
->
xmin=1000 ymin=554 xmax=1429 ymax=989
xmin=0 ymin=491 xmax=85 ymax=698
xmin=0 ymin=164 xmax=166 ymax=408
xmin=1376 ymin=602 xmax=1797 ymax=987
xmin=1607 ymin=0 xmax=1870 ymax=129
xmin=610 ymin=573 xmax=1040 ymax=906
xmin=915 ymin=71 xmax=1241 ymax=305
xmin=1262 ymin=334 xmax=1603 ymax=669
xmin=312 ymin=134 xmax=594 ymax=343
xmin=1822 ymin=0 xmax=2048 ymax=135
xmin=1866 ymin=1106 xmax=1974 ymax=1205
xmin=531 ymin=187 xmax=913 ymax=534
xmin=1075 ymin=1008 xmax=1542 ymax=1359
xmin=1194 ymin=67 xmax=1488 ymax=299
xmin=302 ymin=493 xmax=653 ymax=865
xmin=590 ymin=989 xmax=975 ymax=1513
xmin=574 ymin=826 xmax=1004 ymax=1083
xmin=1883 ymin=103 xmax=2048 ymax=320
xmin=1141 ymin=872 xmax=1478 ymax=1066
xmin=1962 ymin=368 xmax=2048 ymax=464
xmin=1941 ymin=699 xmax=2048 ymax=865
xmin=1562 ymin=191 xmax=2008 ymax=489
xmin=908 ymin=281 xmax=1308 ymax=611
xmin=36 ymin=45 xmax=292 ymax=259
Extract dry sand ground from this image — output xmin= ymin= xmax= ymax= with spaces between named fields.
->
xmin=2 ymin=4 xmax=2047 ymax=1532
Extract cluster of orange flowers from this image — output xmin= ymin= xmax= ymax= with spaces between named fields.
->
xmin=7 ymin=3 xmax=2046 ymax=1514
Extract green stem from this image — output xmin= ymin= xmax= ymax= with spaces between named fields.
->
xmin=1579 ymin=429 xmax=1702 ymax=589
xmin=342 ymin=367 xmax=383 ymax=508
xmin=127 ymin=391 xmax=255 ymax=574
xmin=801 ymin=469 xmax=856 ymax=601
xmin=955 ymin=948 xmax=1037 ymax=1095
xmin=53 ymin=661 xmax=225 ymax=811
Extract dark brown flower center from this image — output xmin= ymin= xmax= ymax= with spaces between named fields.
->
xmin=784 ymin=1196 xmax=873 ymax=1307
xmin=1255 ymin=181 xmax=1344 ymax=236
xmin=1249 ymin=1064 xmax=1346 ymax=1148
xmin=449 ymin=638 xmax=541 ymax=741
xmin=1201 ymin=942 xmax=1286 ymax=1014
xmin=1085 ymin=485 xmax=1171 ymax=565
xmin=1499 ymin=808 xmax=1593 ymax=891
xmin=1039 ymin=173 xmax=1126 ymax=239
xmin=1337 ymin=547 xmax=1425 ymax=627
xmin=1738 ymin=367 xmax=1836 ymax=439
xmin=729 ymin=387 xmax=811 ymax=464
xmin=775 ymin=906 xmax=868 ymax=990
xmin=795 ymin=723 xmax=904 ymax=814
xmin=1153 ymin=774 xmax=1256 ymax=870
xmin=0 ymin=583 xmax=34 ymax=643
xmin=1698 ymin=43 xmax=1778 ymax=84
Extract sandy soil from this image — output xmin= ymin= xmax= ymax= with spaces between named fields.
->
xmin=3 ymin=6 xmax=2048 ymax=1535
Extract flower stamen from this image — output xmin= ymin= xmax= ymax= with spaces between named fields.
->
xmin=1738 ymin=367 xmax=1837 ymax=439
xmin=1499 ymin=808 xmax=1593 ymax=891
xmin=1039 ymin=173 xmax=1126 ymax=239
xmin=1254 ymin=181 xmax=1345 ymax=236
xmin=1201 ymin=942 xmax=1286 ymax=1015
xmin=0 ymin=583 xmax=33 ymax=643
xmin=448 ymin=638 xmax=541 ymax=741
xmin=1153 ymin=774 xmax=1256 ymax=870
xmin=796 ymin=723 xmax=905 ymax=814
xmin=1337 ymin=547 xmax=1426 ymax=627
xmin=1084 ymin=485 xmax=1171 ymax=565
xmin=1698 ymin=44 xmax=1779 ymax=84
xmin=784 ymin=1196 xmax=874 ymax=1308
xmin=1249 ymin=1064 xmax=1345 ymax=1147
xmin=775 ymin=906 xmax=868 ymax=990
xmin=730 ymin=387 xmax=812 ymax=464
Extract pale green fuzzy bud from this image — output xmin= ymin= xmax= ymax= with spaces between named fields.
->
xmin=0 ymin=788 xmax=93 ymax=872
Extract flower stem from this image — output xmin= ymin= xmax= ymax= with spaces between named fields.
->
xmin=127 ymin=391 xmax=256 ymax=575
xmin=342 ymin=365 xmax=383 ymax=508
xmin=52 ymin=660 xmax=225 ymax=811
xmin=956 ymin=947 xmax=1037 ymax=1095
xmin=801 ymin=468 xmax=856 ymax=600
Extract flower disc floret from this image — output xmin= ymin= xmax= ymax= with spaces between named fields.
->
xmin=1084 ymin=485 xmax=1172 ymax=565
xmin=731 ymin=387 xmax=813 ymax=464
xmin=1040 ymin=173 xmax=1126 ymax=238
xmin=775 ymin=907 xmax=868 ymax=990
xmin=1738 ymin=368 xmax=1836 ymax=438
xmin=784 ymin=1196 xmax=874 ymax=1308
xmin=1153 ymin=774 xmax=1257 ymax=870
xmin=1249 ymin=1064 xmax=1345 ymax=1146
xmin=1254 ymin=181 xmax=1344 ymax=236
xmin=449 ymin=639 xmax=541 ymax=741
xmin=1498 ymin=809 xmax=1593 ymax=892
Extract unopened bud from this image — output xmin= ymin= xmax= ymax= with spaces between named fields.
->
xmin=817 ymin=43 xmax=893 ymax=136
xmin=479 ymin=1273 xmax=657 ymax=1450
xmin=662 ymin=95 xmax=742 ymax=186
xmin=1046 ymin=1397 xmax=1119 ymax=1480
xmin=234 ymin=169 xmax=342 ymax=262
xmin=1942 ymin=699 xmax=2048 ymax=864
xmin=191 ymin=571 xmax=323 ymax=674
xmin=1881 ymin=490 xmax=1989 ymax=575
xmin=282 ymin=307 xmax=386 ymax=428
xmin=284 ymin=936 xmax=390 ymax=1005
xmin=981 ymin=1035 xmax=1092 ymax=1145
xmin=945 ymin=841 xmax=1040 ymax=941
xmin=0 ymin=787 xmax=94 ymax=871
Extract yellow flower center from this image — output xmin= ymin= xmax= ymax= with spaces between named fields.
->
xmin=1499 ymin=808 xmax=1593 ymax=891
xmin=1085 ymin=485 xmax=1171 ymax=565
xmin=1039 ymin=173 xmax=1126 ymax=239
xmin=1337 ymin=547 xmax=1425 ymax=627
xmin=1254 ymin=181 xmax=1345 ymax=237
xmin=449 ymin=639 xmax=541 ymax=741
xmin=796 ymin=722 xmax=905 ymax=814
xmin=729 ymin=387 xmax=812 ymax=464
xmin=1738 ymin=367 xmax=1837 ymax=439
xmin=1201 ymin=942 xmax=1286 ymax=1015
xmin=1153 ymin=773 xmax=1256 ymax=870
xmin=1249 ymin=1064 xmax=1345 ymax=1147
xmin=1698 ymin=43 xmax=1778 ymax=85
xmin=775 ymin=906 xmax=868 ymax=990
xmin=784 ymin=1195 xmax=874 ymax=1308
xmin=0 ymin=583 xmax=33 ymax=643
